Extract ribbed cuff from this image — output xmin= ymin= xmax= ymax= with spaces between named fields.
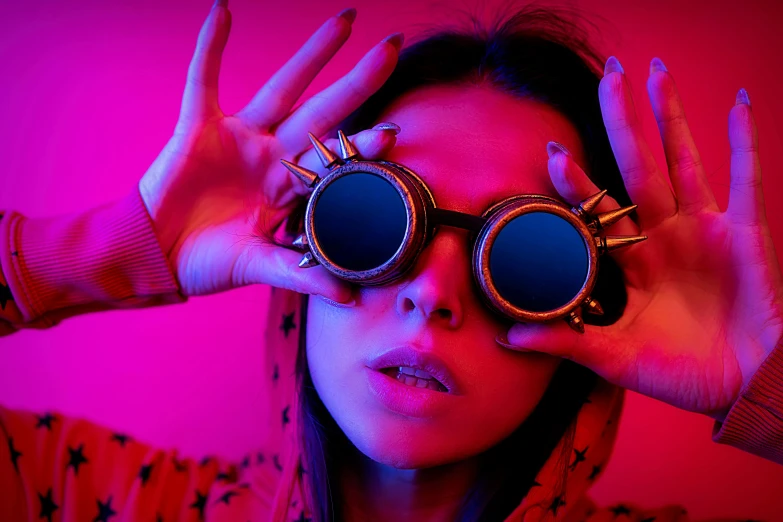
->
xmin=1 ymin=185 xmax=186 ymax=326
xmin=712 ymin=340 xmax=783 ymax=463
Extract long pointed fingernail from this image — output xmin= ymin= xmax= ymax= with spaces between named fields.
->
xmin=736 ymin=88 xmax=751 ymax=107
xmin=650 ymin=57 xmax=667 ymax=74
xmin=547 ymin=141 xmax=571 ymax=158
xmin=382 ymin=32 xmax=405 ymax=52
xmin=337 ymin=7 xmax=357 ymax=24
xmin=372 ymin=122 xmax=401 ymax=134
xmin=604 ymin=56 xmax=624 ymax=76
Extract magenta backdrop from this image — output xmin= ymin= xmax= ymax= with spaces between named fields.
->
xmin=1 ymin=0 xmax=782 ymax=519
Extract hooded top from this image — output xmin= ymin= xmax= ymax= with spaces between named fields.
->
xmin=1 ymin=186 xmax=782 ymax=522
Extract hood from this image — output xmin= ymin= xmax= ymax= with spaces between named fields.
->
xmin=259 ymin=285 xmax=623 ymax=522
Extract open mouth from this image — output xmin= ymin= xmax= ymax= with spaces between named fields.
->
xmin=381 ymin=367 xmax=449 ymax=393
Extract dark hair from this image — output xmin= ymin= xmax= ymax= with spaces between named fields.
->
xmin=273 ymin=5 xmax=633 ymax=521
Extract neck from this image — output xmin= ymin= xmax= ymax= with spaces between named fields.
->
xmin=339 ymin=446 xmax=480 ymax=522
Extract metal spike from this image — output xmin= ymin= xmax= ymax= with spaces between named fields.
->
xmin=337 ymin=130 xmax=360 ymax=161
xmin=582 ymin=297 xmax=604 ymax=316
xmin=292 ymin=234 xmax=309 ymax=250
xmin=573 ymin=189 xmax=608 ymax=220
xmin=594 ymin=235 xmax=648 ymax=255
xmin=587 ymin=205 xmax=638 ymax=232
xmin=565 ymin=310 xmax=585 ymax=334
xmin=308 ymin=132 xmax=343 ymax=169
xmin=298 ymin=252 xmax=319 ymax=269
xmin=280 ymin=159 xmax=320 ymax=188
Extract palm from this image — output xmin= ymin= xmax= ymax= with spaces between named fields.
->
xmin=137 ymin=4 xmax=399 ymax=300
xmin=610 ymin=213 xmax=767 ymax=413
xmin=507 ymin=57 xmax=783 ymax=418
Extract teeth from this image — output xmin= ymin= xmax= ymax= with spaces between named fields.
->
xmin=387 ymin=368 xmax=447 ymax=392
xmin=398 ymin=366 xmax=434 ymax=380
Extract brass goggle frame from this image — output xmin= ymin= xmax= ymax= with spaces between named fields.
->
xmin=281 ymin=130 xmax=647 ymax=333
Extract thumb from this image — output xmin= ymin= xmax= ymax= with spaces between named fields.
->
xmin=503 ymin=319 xmax=613 ymax=373
xmin=236 ymin=240 xmax=356 ymax=305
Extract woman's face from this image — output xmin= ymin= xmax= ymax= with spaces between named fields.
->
xmin=307 ymin=84 xmax=586 ymax=470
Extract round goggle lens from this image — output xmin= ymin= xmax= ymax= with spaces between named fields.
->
xmin=489 ymin=212 xmax=588 ymax=312
xmin=313 ymin=173 xmax=408 ymax=271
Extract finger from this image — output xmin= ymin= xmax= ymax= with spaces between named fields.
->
xmin=546 ymin=141 xmax=640 ymax=238
xmin=647 ymin=57 xmax=718 ymax=214
xmin=503 ymin=321 xmax=621 ymax=380
xmin=239 ymin=240 xmax=355 ymax=304
xmin=267 ymin=124 xmax=401 ymax=209
xmin=599 ymin=56 xmax=677 ymax=229
xmin=236 ymin=9 xmax=356 ymax=129
xmin=727 ymin=89 xmax=766 ymax=227
xmin=180 ymin=1 xmax=232 ymax=124
xmin=275 ymin=33 xmax=403 ymax=154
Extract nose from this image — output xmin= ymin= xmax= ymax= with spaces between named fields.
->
xmin=395 ymin=228 xmax=470 ymax=329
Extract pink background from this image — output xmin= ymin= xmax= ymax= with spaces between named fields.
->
xmin=1 ymin=0 xmax=783 ymax=519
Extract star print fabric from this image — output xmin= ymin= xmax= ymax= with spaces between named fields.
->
xmin=1 ymin=186 xmax=782 ymax=521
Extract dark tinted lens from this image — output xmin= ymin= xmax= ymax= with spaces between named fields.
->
xmin=313 ymin=173 xmax=408 ymax=271
xmin=489 ymin=212 xmax=588 ymax=312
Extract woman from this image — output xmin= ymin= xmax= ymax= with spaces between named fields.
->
xmin=1 ymin=1 xmax=781 ymax=521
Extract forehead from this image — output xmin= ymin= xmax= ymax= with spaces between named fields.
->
xmin=376 ymin=84 xmax=584 ymax=214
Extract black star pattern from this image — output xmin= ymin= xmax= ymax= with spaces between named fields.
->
xmin=7 ymin=437 xmax=22 ymax=473
xmin=273 ymin=453 xmax=283 ymax=472
xmin=66 ymin=444 xmax=88 ymax=476
xmin=139 ymin=463 xmax=153 ymax=486
xmin=172 ymin=457 xmax=187 ymax=473
xmin=241 ymin=455 xmax=251 ymax=469
xmin=11 ymin=250 xmax=18 ymax=256
xmin=0 ymin=282 xmax=13 ymax=310
xmin=272 ymin=363 xmax=279 ymax=384
xmin=281 ymin=312 xmax=296 ymax=338
xmin=569 ymin=446 xmax=588 ymax=471
xmin=38 ymin=488 xmax=58 ymax=522
xmin=200 ymin=456 xmax=213 ymax=467
xmin=216 ymin=490 xmax=239 ymax=505
xmin=295 ymin=509 xmax=312 ymax=522
xmin=587 ymin=465 xmax=601 ymax=481
xmin=282 ymin=405 xmax=290 ymax=429
xmin=110 ymin=433 xmax=131 ymax=447
xmin=216 ymin=471 xmax=231 ymax=481
xmin=640 ymin=518 xmax=656 ymax=522
xmin=35 ymin=413 xmax=57 ymax=431
xmin=94 ymin=496 xmax=117 ymax=522
xmin=548 ymin=495 xmax=566 ymax=516
xmin=292 ymin=500 xmax=298 ymax=507
xmin=296 ymin=459 xmax=307 ymax=480
xmin=190 ymin=490 xmax=207 ymax=520
xmin=610 ymin=504 xmax=632 ymax=517
xmin=256 ymin=452 xmax=265 ymax=465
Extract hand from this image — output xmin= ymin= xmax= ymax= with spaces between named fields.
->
xmin=138 ymin=2 xmax=403 ymax=300
xmin=500 ymin=56 xmax=783 ymax=421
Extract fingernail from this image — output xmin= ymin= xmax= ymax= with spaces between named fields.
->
xmin=317 ymin=294 xmax=356 ymax=308
xmin=495 ymin=333 xmax=531 ymax=351
xmin=337 ymin=7 xmax=357 ymax=24
xmin=546 ymin=141 xmax=571 ymax=159
xmin=382 ymin=32 xmax=405 ymax=52
xmin=649 ymin=57 xmax=667 ymax=75
xmin=736 ymin=87 xmax=751 ymax=107
xmin=372 ymin=122 xmax=401 ymax=134
xmin=604 ymin=56 xmax=624 ymax=76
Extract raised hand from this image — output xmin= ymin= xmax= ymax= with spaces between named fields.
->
xmin=138 ymin=1 xmax=403 ymax=301
xmin=499 ymin=56 xmax=783 ymax=420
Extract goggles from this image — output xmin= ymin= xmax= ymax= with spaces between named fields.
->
xmin=281 ymin=130 xmax=647 ymax=333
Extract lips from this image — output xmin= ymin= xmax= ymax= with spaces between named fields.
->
xmin=367 ymin=345 xmax=462 ymax=395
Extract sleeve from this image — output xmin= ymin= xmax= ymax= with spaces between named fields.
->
xmin=568 ymin=496 xmax=766 ymax=522
xmin=711 ymin=337 xmax=783 ymax=465
xmin=0 ymin=405 xmax=273 ymax=521
xmin=0 ymin=184 xmax=187 ymax=336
